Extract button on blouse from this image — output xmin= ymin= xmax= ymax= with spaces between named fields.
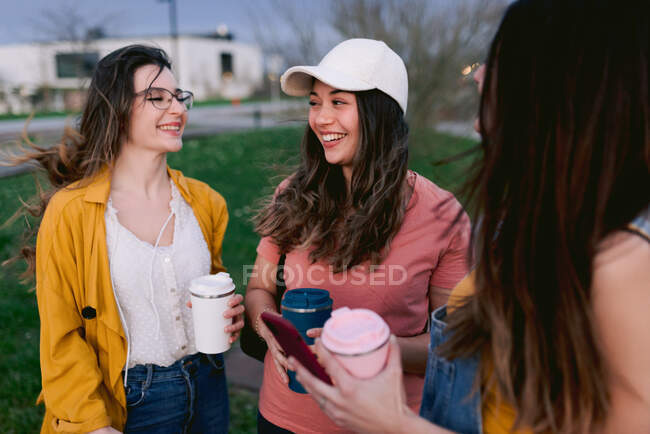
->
xmin=105 ymin=181 xmax=211 ymax=368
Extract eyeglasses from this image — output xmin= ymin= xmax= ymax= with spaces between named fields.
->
xmin=136 ymin=87 xmax=194 ymax=110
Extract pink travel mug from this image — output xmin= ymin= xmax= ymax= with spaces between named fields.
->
xmin=321 ymin=307 xmax=390 ymax=379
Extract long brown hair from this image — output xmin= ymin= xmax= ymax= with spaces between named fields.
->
xmin=441 ymin=0 xmax=650 ymax=432
xmin=255 ymin=89 xmax=410 ymax=271
xmin=10 ymin=45 xmax=171 ymax=275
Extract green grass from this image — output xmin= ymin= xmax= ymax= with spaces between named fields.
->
xmin=0 ymin=172 xmax=44 ymax=432
xmin=0 ymin=126 xmax=477 ymax=431
xmin=228 ymin=387 xmax=259 ymax=433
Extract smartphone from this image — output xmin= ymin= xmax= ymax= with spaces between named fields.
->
xmin=261 ymin=312 xmax=333 ymax=385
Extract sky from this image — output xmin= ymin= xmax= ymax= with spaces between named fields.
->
xmin=0 ymin=0 xmax=285 ymax=46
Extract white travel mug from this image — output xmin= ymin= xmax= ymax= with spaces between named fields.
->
xmin=189 ymin=272 xmax=236 ymax=354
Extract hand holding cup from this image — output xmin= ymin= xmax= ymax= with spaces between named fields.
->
xmin=289 ymin=336 xmax=415 ymax=433
xmin=306 ymin=327 xmax=323 ymax=354
xmin=186 ymin=293 xmax=244 ymax=344
xmin=189 ymin=272 xmax=238 ymax=354
xmin=306 ymin=327 xmax=323 ymax=339
xmin=224 ymin=294 xmax=245 ymax=343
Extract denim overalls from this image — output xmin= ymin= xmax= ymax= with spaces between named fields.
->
xmin=420 ymin=305 xmax=482 ymax=433
xmin=419 ymin=206 xmax=650 ymax=434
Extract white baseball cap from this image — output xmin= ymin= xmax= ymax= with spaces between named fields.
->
xmin=280 ymin=38 xmax=408 ymax=113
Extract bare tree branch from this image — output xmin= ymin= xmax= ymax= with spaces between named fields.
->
xmin=247 ymin=0 xmax=507 ymax=127
xmin=246 ymin=0 xmax=335 ymax=65
xmin=27 ymin=0 xmax=122 ymax=44
xmin=331 ymin=0 xmax=507 ymax=127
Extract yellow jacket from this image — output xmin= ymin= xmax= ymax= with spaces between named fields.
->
xmin=35 ymin=167 xmax=228 ymax=433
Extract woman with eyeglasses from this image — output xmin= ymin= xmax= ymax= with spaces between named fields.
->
xmin=15 ymin=45 xmax=243 ymax=433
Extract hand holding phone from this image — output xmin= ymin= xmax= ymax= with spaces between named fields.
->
xmin=261 ymin=312 xmax=332 ymax=385
xmin=256 ymin=310 xmax=290 ymax=383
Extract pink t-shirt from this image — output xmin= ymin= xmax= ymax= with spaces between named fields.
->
xmin=257 ymin=171 xmax=471 ymax=433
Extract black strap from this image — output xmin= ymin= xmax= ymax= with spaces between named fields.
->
xmin=240 ymin=253 xmax=288 ymax=362
xmin=274 ymin=254 xmax=287 ymax=305
xmin=623 ymin=228 xmax=650 ymax=244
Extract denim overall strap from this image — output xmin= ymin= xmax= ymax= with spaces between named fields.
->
xmin=420 ymin=305 xmax=482 ymax=434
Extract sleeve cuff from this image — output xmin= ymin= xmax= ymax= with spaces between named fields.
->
xmin=52 ymin=413 xmax=113 ymax=433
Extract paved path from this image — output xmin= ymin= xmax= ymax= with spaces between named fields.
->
xmin=224 ymin=343 xmax=265 ymax=392
xmin=0 ymin=100 xmax=306 ymax=137
xmin=435 ymin=120 xmax=479 ymax=140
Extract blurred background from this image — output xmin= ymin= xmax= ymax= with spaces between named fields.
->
xmin=0 ymin=0 xmax=507 ymax=432
xmin=0 ymin=0 xmax=507 ymax=128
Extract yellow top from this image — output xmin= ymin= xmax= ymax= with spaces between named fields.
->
xmin=448 ymin=273 xmax=531 ymax=434
xmin=35 ymin=167 xmax=228 ymax=433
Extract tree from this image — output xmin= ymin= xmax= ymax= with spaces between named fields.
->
xmin=331 ymin=0 xmax=506 ymax=127
xmin=248 ymin=0 xmax=507 ymax=128
xmin=247 ymin=0 xmax=334 ymax=67
xmin=26 ymin=1 xmax=120 ymax=111
xmin=28 ymin=1 xmax=118 ymax=44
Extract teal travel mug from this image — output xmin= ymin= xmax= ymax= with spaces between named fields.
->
xmin=281 ymin=288 xmax=332 ymax=393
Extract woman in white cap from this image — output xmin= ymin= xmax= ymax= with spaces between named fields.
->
xmin=245 ymin=38 xmax=471 ymax=433
xmin=288 ymin=0 xmax=650 ymax=433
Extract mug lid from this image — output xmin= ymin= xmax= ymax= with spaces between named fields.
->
xmin=189 ymin=272 xmax=235 ymax=297
xmin=281 ymin=288 xmax=332 ymax=310
xmin=322 ymin=307 xmax=390 ymax=355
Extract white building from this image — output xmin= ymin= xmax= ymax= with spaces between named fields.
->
xmin=0 ymin=34 xmax=264 ymax=114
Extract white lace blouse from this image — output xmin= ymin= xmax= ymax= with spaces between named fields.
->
xmin=105 ymin=181 xmax=211 ymax=368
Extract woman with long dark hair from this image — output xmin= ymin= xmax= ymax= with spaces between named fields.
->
xmin=244 ymin=38 xmax=471 ymax=433
xmin=289 ymin=1 xmax=650 ymax=433
xmin=17 ymin=45 xmax=244 ymax=433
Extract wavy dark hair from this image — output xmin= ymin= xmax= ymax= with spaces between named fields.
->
xmin=255 ymin=89 xmax=410 ymax=271
xmin=9 ymin=45 xmax=171 ymax=275
xmin=441 ymin=0 xmax=650 ymax=432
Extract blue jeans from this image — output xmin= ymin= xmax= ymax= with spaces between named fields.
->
xmin=124 ymin=353 xmax=229 ymax=434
